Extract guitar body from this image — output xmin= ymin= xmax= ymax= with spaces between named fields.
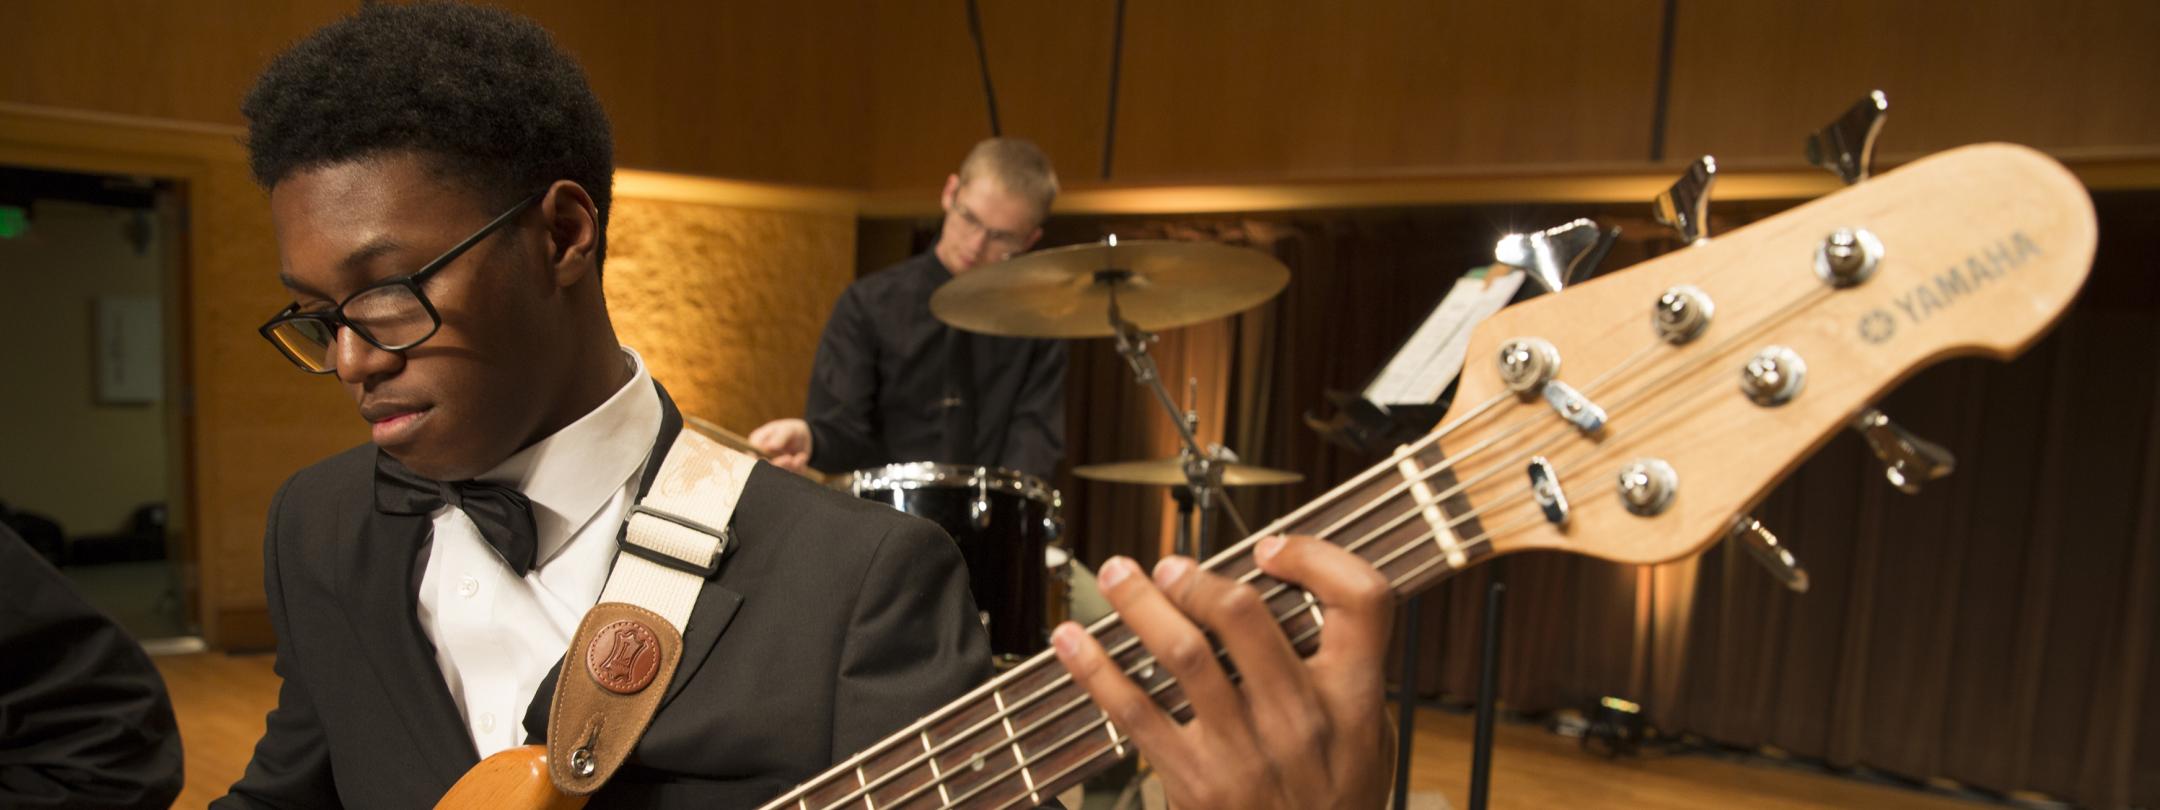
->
xmin=437 ymin=746 xmax=586 ymax=810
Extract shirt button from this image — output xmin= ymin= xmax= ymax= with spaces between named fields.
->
xmin=457 ymin=575 xmax=480 ymax=598
xmin=478 ymin=712 xmax=497 ymax=733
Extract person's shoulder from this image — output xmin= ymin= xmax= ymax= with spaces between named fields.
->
xmin=847 ymin=252 xmax=939 ymax=297
xmin=265 ymin=443 xmax=377 ymax=524
xmin=280 ymin=443 xmax=376 ymax=498
xmin=743 ymin=463 xmax=925 ymax=528
xmin=738 ymin=463 xmax=955 ymax=560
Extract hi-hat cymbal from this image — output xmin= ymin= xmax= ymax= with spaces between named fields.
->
xmin=930 ymin=239 xmax=1290 ymax=338
xmin=1074 ymin=457 xmax=1304 ymax=487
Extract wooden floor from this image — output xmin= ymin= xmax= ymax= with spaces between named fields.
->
xmin=159 ymin=652 xmax=1984 ymax=809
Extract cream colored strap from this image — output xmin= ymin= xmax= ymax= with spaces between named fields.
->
xmin=600 ymin=427 xmax=757 ymax=631
xmin=550 ymin=427 xmax=757 ymax=794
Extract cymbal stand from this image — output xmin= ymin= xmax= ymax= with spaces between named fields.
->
xmin=1103 ymin=274 xmax=1251 ymax=558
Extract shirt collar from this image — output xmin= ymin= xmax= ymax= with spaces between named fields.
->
xmin=920 ymin=250 xmax=955 ymax=282
xmin=477 ymin=346 xmax=661 ymax=565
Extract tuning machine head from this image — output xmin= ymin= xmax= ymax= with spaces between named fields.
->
xmin=1729 ymin=515 xmax=1809 ymax=593
xmin=1807 ymin=90 xmax=1889 ymax=185
xmin=1851 ymin=408 xmax=1956 ymax=494
xmin=1652 ymin=156 xmax=1718 ymax=245
xmin=1495 ymin=218 xmax=1619 ymax=295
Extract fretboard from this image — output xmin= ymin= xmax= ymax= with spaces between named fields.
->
xmin=763 ymin=440 xmax=1489 ymax=810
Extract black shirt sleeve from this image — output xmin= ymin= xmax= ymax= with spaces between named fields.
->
xmin=0 ymin=525 xmax=183 ymax=810
xmin=805 ymin=284 xmax=883 ymax=474
xmin=998 ymin=338 xmax=1067 ymax=480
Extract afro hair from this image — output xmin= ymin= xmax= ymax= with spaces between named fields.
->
xmin=242 ymin=1 xmax=614 ymax=267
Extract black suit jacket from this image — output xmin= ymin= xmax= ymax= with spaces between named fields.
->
xmin=0 ymin=525 xmax=183 ymax=809
xmin=216 ymin=433 xmax=993 ymax=808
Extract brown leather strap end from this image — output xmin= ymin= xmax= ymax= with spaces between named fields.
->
xmin=547 ymin=602 xmax=682 ymax=795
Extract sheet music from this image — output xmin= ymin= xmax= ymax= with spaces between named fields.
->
xmin=1363 ymin=269 xmax=1526 ymax=406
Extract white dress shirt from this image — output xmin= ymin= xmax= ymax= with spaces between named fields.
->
xmin=416 ymin=347 xmax=662 ymax=757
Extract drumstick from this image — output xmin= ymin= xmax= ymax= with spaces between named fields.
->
xmin=687 ymin=415 xmax=828 ymax=484
xmin=685 ymin=414 xmax=768 ymax=458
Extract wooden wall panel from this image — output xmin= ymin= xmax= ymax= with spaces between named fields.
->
xmin=864 ymin=0 xmax=1668 ymax=191
xmin=866 ymin=0 xmax=1118 ymax=191
xmin=14 ymin=1 xmax=2160 ymax=193
xmin=1665 ymin=0 xmax=2160 ymax=168
xmin=475 ymin=0 xmax=875 ymax=188
xmin=2 ymin=0 xmax=873 ymax=188
xmin=0 ymin=0 xmax=352 ymax=126
xmin=1108 ymin=0 xmax=1667 ymax=183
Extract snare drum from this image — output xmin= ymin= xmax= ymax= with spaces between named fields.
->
xmin=838 ymin=463 xmax=1061 ymax=659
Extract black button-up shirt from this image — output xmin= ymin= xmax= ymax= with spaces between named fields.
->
xmin=804 ymin=251 xmax=1067 ymax=480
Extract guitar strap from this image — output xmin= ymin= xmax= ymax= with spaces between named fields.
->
xmin=545 ymin=426 xmax=758 ymax=795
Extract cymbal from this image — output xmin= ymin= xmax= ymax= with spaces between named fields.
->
xmin=930 ymin=239 xmax=1290 ymax=338
xmin=1074 ymin=457 xmax=1304 ymax=487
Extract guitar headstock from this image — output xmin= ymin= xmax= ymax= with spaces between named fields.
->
xmin=1444 ymin=143 xmax=2095 ymax=566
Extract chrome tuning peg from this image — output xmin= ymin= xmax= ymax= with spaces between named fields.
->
xmin=1851 ymin=408 xmax=1955 ymax=494
xmin=1652 ymin=156 xmax=1717 ymax=246
xmin=1728 ymin=515 xmax=1808 ymax=593
xmin=1805 ymin=94 xmax=1951 ymax=493
xmin=1494 ymin=218 xmax=1619 ymax=295
xmin=1806 ymin=90 xmax=1889 ymax=185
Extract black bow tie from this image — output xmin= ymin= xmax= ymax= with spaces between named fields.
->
xmin=375 ymin=452 xmax=539 ymax=576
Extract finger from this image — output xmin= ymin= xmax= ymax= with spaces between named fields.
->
xmin=1051 ymin=621 xmax=1191 ymax=769
xmin=747 ymin=426 xmax=782 ymax=453
xmin=1155 ymin=555 xmax=1331 ymax=793
xmin=1094 ymin=556 xmax=1249 ymax=734
xmin=1254 ymin=535 xmax=1395 ymax=668
xmin=1153 ymin=555 xmax=1320 ymax=724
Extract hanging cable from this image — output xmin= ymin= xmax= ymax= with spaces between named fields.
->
xmin=1647 ymin=0 xmax=1679 ymax=161
xmin=1100 ymin=0 xmax=1128 ymax=179
xmin=965 ymin=0 xmax=1002 ymax=136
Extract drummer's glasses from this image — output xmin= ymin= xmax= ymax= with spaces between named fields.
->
xmin=259 ymin=191 xmax=542 ymax=374
xmin=946 ymin=199 xmax=1033 ymax=253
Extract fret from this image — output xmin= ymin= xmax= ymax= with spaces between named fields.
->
xmin=923 ymin=691 xmax=1032 ymax=807
xmin=998 ymin=655 xmax=1125 ymax=805
xmin=982 ymin=710 xmax=1137 ymax=810
xmin=918 ymin=732 xmax=951 ymax=807
xmin=860 ymin=737 xmax=942 ymax=809
xmin=1271 ymin=598 xmax=1324 ymax=658
xmin=988 ymin=688 xmax=1041 ymax=807
xmin=1102 ymin=720 xmax=1126 ymax=758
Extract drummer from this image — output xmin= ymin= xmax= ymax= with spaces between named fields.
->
xmin=751 ymin=138 xmax=1066 ymax=480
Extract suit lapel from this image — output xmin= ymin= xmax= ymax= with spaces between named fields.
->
xmin=658 ymin=578 xmax=745 ymax=709
xmin=343 ymin=504 xmax=481 ymax=781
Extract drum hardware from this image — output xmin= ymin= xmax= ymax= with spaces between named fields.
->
xmin=930 ymin=235 xmax=1296 ymax=558
xmin=927 ymin=236 xmax=1289 ymax=338
xmin=1072 ymin=456 xmax=1303 ymax=487
xmin=1109 ymin=275 xmax=1249 ymax=557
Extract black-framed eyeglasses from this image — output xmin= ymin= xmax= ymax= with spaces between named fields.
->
xmin=259 ymin=191 xmax=543 ymax=374
xmin=945 ymin=199 xmax=1034 ymax=251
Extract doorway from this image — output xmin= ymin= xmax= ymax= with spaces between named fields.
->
xmin=0 ymin=164 xmax=197 ymax=646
